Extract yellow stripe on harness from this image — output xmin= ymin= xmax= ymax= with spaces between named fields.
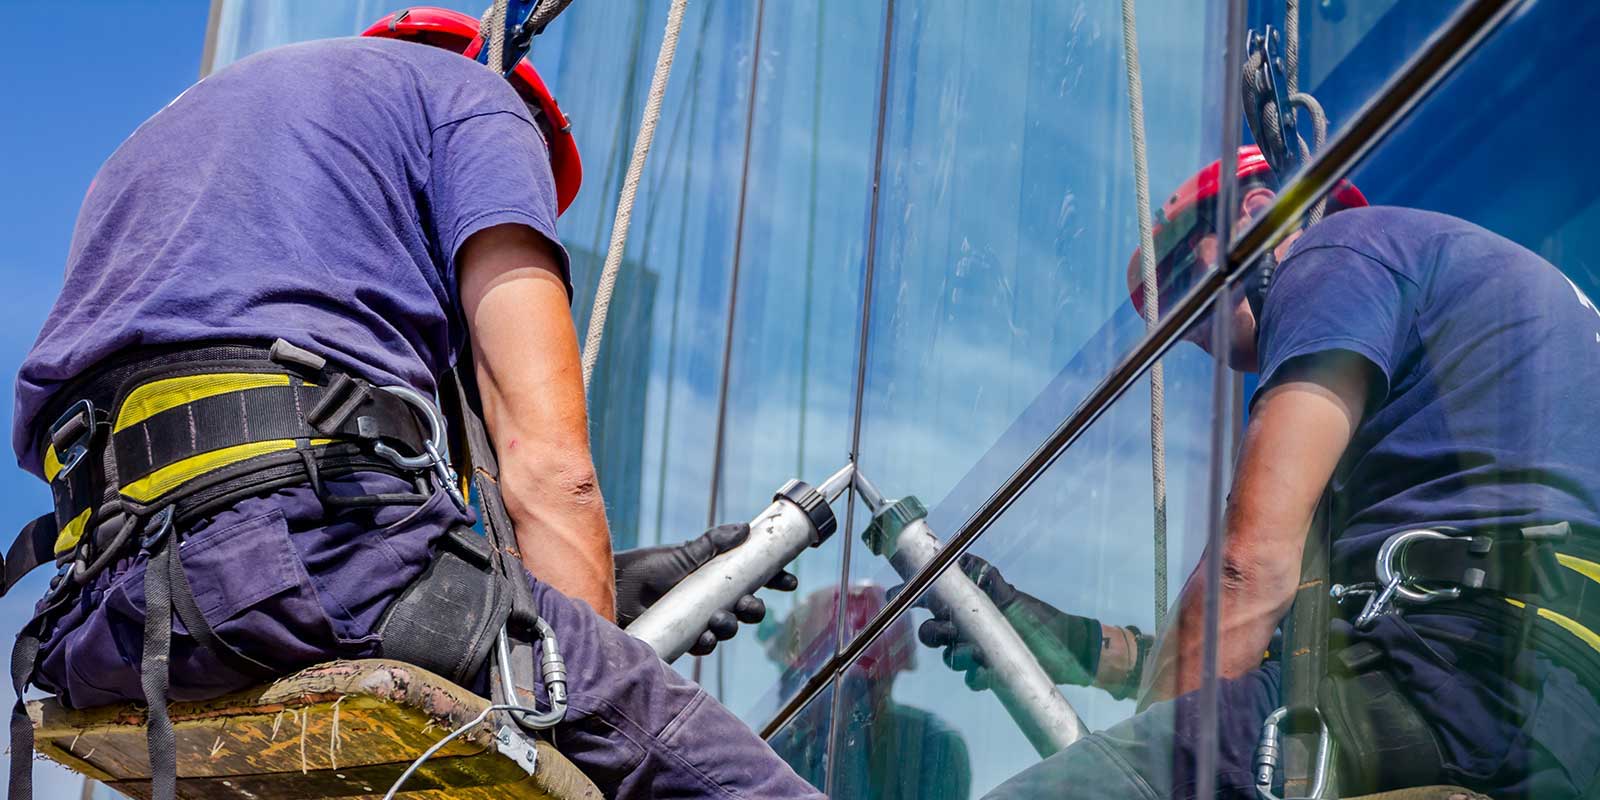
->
xmin=1505 ymin=598 xmax=1600 ymax=656
xmin=1558 ymin=553 xmax=1600 ymax=586
xmin=114 ymin=373 xmax=292 ymax=433
xmin=43 ymin=446 xmax=63 ymax=482
xmin=120 ymin=437 xmax=333 ymax=504
xmin=52 ymin=507 xmax=92 ymax=555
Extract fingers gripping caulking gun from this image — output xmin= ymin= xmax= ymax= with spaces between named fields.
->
xmin=626 ymin=465 xmax=855 ymax=663
xmin=855 ymin=470 xmax=1086 ymax=757
xmin=628 ymin=463 xmax=1085 ymax=756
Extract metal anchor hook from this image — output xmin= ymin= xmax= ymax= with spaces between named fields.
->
xmin=373 ymin=384 xmax=468 ymax=512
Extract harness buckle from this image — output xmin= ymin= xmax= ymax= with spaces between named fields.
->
xmin=47 ymin=399 xmax=99 ymax=482
xmin=374 ymin=385 xmax=468 ymax=513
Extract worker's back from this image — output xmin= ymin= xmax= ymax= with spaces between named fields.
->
xmin=1259 ymin=206 xmax=1600 ymax=572
xmin=13 ymin=37 xmax=566 ymax=475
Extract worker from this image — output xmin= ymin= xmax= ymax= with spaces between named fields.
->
xmin=916 ymin=147 xmax=1600 ymax=799
xmin=763 ymin=584 xmax=972 ymax=799
xmin=4 ymin=8 xmax=819 ymax=799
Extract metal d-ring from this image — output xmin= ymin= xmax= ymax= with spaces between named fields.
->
xmin=372 ymin=385 xmax=445 ymax=469
xmin=1374 ymin=528 xmax=1463 ymax=605
xmin=373 ymin=384 xmax=467 ymax=511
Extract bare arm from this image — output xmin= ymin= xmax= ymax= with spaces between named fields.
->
xmin=457 ymin=223 xmax=616 ymax=620
xmin=1141 ymin=353 xmax=1370 ymax=705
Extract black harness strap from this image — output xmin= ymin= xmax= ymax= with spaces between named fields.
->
xmin=140 ymin=509 xmax=178 ymax=800
xmin=9 ymin=631 xmax=40 ymax=800
xmin=1 ymin=514 xmax=55 ymax=598
xmin=1282 ymin=493 xmax=1336 ymax=797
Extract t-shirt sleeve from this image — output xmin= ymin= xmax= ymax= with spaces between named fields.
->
xmin=426 ymin=110 xmax=572 ymax=300
xmin=1256 ymin=243 xmax=1410 ymax=399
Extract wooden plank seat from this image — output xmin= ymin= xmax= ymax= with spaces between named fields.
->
xmin=27 ymin=659 xmax=600 ymax=800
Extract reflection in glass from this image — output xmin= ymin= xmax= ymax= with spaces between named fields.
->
xmin=705 ymin=0 xmax=884 ymax=722
xmin=767 ymin=679 xmax=835 ymax=796
xmin=831 ymin=585 xmax=972 ymax=800
xmin=836 ymin=330 xmax=1221 ymax=796
xmin=849 ymin=0 xmax=1225 ymax=601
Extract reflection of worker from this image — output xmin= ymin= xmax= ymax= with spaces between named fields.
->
xmin=765 ymin=584 xmax=973 ymax=800
xmin=923 ymin=147 xmax=1600 ymax=798
xmin=4 ymin=10 xmax=817 ymax=799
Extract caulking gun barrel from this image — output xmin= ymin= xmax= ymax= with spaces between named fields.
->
xmin=858 ymin=477 xmax=1085 ymax=756
xmin=627 ymin=464 xmax=854 ymax=663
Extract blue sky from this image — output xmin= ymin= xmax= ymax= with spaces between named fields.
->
xmin=1 ymin=1 xmax=210 ymax=794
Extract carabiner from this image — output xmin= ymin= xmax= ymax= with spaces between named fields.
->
xmin=374 ymin=384 xmax=468 ymax=512
xmin=1254 ymin=706 xmax=1332 ymax=800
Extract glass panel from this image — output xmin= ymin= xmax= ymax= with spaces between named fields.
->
xmin=848 ymin=0 xmax=1227 ymax=607
xmin=1224 ymin=2 xmax=1600 ymax=795
xmin=531 ymin=3 xmax=759 ymax=552
xmin=705 ymin=0 xmax=885 ymax=723
xmin=834 ymin=332 xmax=1223 ymax=797
xmin=208 ymin=1 xmax=482 ymax=70
xmin=1242 ymin=0 xmax=1470 ymax=188
xmin=766 ymin=678 xmax=836 ymax=795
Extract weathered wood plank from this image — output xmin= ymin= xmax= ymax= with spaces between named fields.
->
xmin=29 ymin=660 xmax=600 ymax=800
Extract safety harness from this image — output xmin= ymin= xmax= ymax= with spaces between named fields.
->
xmin=3 ymin=340 xmax=565 ymax=800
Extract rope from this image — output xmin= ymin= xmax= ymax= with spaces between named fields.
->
xmin=1280 ymin=0 xmax=1329 ymax=225
xmin=1120 ymin=0 xmax=1170 ymax=630
xmin=479 ymin=1 xmax=575 ymax=73
xmin=580 ymin=0 xmax=691 ymax=392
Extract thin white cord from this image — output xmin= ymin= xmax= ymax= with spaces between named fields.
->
xmin=1121 ymin=0 xmax=1170 ymax=630
xmin=382 ymin=704 xmax=542 ymax=800
xmin=580 ymin=0 xmax=690 ymax=392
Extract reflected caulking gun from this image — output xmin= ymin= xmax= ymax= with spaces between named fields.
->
xmin=856 ymin=469 xmax=1086 ymax=757
xmin=625 ymin=464 xmax=854 ymax=663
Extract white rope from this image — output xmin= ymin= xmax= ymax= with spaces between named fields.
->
xmin=1120 ymin=0 xmax=1170 ymax=629
xmin=579 ymin=0 xmax=690 ymax=392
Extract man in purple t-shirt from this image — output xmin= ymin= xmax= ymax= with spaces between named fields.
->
xmin=920 ymin=149 xmax=1600 ymax=798
xmin=5 ymin=8 xmax=819 ymax=799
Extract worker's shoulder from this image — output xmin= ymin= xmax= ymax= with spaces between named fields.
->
xmin=1290 ymin=206 xmax=1514 ymax=278
xmin=1296 ymin=206 xmax=1481 ymax=252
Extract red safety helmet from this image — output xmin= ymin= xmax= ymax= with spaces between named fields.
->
xmin=1126 ymin=145 xmax=1367 ymax=318
xmin=363 ymin=7 xmax=581 ymax=214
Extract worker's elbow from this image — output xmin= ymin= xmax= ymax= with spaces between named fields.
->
xmin=1220 ymin=551 xmax=1300 ymax=613
xmin=499 ymin=454 xmax=604 ymax=517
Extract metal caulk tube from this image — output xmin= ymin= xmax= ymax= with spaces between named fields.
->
xmin=627 ymin=464 xmax=854 ymax=663
xmin=857 ymin=471 xmax=1086 ymax=757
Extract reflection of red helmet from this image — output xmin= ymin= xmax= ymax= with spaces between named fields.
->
xmin=362 ymin=7 xmax=581 ymax=214
xmin=1126 ymin=145 xmax=1367 ymax=318
xmin=762 ymin=584 xmax=915 ymax=682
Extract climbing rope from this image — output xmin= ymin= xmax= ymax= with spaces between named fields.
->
xmin=579 ymin=0 xmax=690 ymax=392
xmin=1280 ymin=0 xmax=1329 ymax=225
xmin=1120 ymin=0 xmax=1170 ymax=630
xmin=479 ymin=0 xmax=574 ymax=74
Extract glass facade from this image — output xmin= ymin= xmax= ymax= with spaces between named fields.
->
xmin=206 ymin=0 xmax=1600 ymax=796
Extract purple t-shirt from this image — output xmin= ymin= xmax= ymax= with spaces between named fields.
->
xmin=13 ymin=37 xmax=567 ymax=476
xmin=1256 ymin=207 xmax=1600 ymax=577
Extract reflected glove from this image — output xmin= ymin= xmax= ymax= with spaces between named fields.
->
xmin=614 ymin=523 xmax=800 ymax=656
xmin=916 ymin=554 xmax=1103 ymax=691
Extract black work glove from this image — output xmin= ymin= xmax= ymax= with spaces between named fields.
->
xmin=614 ymin=523 xmax=800 ymax=656
xmin=915 ymin=554 xmax=1104 ymax=691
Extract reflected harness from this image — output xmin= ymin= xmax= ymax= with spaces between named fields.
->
xmin=2 ymin=340 xmax=563 ymax=800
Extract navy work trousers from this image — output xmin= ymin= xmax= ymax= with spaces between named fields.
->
xmin=984 ymin=615 xmax=1600 ymax=799
xmin=33 ymin=472 xmax=824 ymax=800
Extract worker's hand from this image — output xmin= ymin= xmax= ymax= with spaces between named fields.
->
xmin=614 ymin=523 xmax=800 ymax=656
xmin=915 ymin=554 xmax=1101 ymax=690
